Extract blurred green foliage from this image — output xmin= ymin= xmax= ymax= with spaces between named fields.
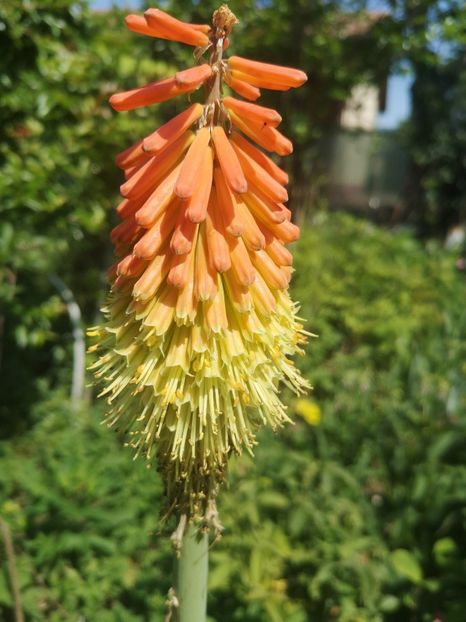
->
xmin=2 ymin=215 xmax=466 ymax=621
xmin=1 ymin=1 xmax=466 ymax=621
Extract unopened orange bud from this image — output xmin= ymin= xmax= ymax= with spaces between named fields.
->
xmin=249 ymin=272 xmax=277 ymax=315
xmin=121 ymin=131 xmax=193 ymax=199
xmin=267 ymin=218 xmax=301 ymax=244
xmin=211 ymin=126 xmax=248 ymax=194
xmin=206 ymin=188 xmax=231 ymax=273
xmin=267 ymin=126 xmax=294 ymax=156
xmin=115 ymin=139 xmax=145 ymax=169
xmin=124 ymin=14 xmax=160 ymax=37
xmin=224 ymin=73 xmax=261 ymax=101
xmin=110 ymin=217 xmax=139 ymax=245
xmin=144 ymin=8 xmax=209 ymax=47
xmin=230 ymin=132 xmax=289 ymax=186
xmin=213 ymin=166 xmax=243 ymax=237
xmin=116 ymin=254 xmax=147 ymax=278
xmin=229 ymin=69 xmax=291 ymax=92
xmin=135 ymin=163 xmax=182 ymax=227
xmin=175 ymin=127 xmax=211 ymax=199
xmin=116 ymin=194 xmax=149 ymax=220
xmin=175 ymin=64 xmax=212 ymax=88
xmin=168 ymin=248 xmax=193 ymax=289
xmin=265 ymin=238 xmax=293 ymax=267
xmin=171 ymin=204 xmax=198 ymax=255
xmin=143 ymin=103 xmax=203 ymax=154
xmin=133 ymin=207 xmax=179 ymax=260
xmin=228 ymin=56 xmax=308 ymax=88
xmin=189 ymin=23 xmax=211 ymax=34
xmin=232 ymin=142 xmax=288 ymax=203
xmin=223 ymin=96 xmax=282 ymax=127
xmin=228 ymin=236 xmax=256 ymax=287
xmin=186 ymin=146 xmax=213 ymax=223
xmin=228 ymin=110 xmax=283 ymax=154
xmin=132 ymin=250 xmax=171 ymax=301
xmin=110 ymin=77 xmax=194 ymax=112
xmin=244 ymin=185 xmax=287 ymax=226
xmin=235 ymin=198 xmax=266 ymax=251
xmin=251 ymin=249 xmax=289 ymax=290
xmin=194 ymin=225 xmax=217 ymax=301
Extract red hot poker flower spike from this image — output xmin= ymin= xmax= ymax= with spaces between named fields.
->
xmin=90 ymin=4 xmax=311 ymax=521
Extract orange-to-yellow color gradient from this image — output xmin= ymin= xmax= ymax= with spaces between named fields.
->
xmin=89 ymin=5 xmax=310 ymax=520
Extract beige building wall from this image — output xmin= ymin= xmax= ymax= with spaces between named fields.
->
xmin=340 ymin=84 xmax=380 ymax=131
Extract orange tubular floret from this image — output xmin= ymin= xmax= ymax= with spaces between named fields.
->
xmin=205 ymin=280 xmax=228 ymax=332
xmin=175 ymin=127 xmax=211 ymax=199
xmin=116 ymin=194 xmax=150 ymax=220
xmin=110 ymin=76 xmax=195 ymax=112
xmin=116 ymin=254 xmax=147 ymax=278
xmin=282 ymin=205 xmax=292 ymax=221
xmin=206 ymin=188 xmax=231 ymax=273
xmin=266 ymin=126 xmax=293 ymax=156
xmin=125 ymin=14 xmax=160 ymax=37
xmin=266 ymin=238 xmax=293 ymax=267
xmin=211 ymin=126 xmax=247 ymax=194
xmin=190 ymin=24 xmax=211 ymax=34
xmin=135 ymin=163 xmax=182 ymax=228
xmin=145 ymin=286 xmax=178 ymax=332
xmin=171 ymin=203 xmax=198 ymax=255
xmin=235 ymin=199 xmax=266 ymax=251
xmin=123 ymin=164 xmax=140 ymax=181
xmin=125 ymin=14 xmax=175 ymax=40
xmin=167 ymin=251 xmax=192 ymax=289
xmin=186 ymin=146 xmax=213 ymax=223
xmin=230 ymin=132 xmax=289 ymax=186
xmin=228 ymin=56 xmax=307 ymax=88
xmin=223 ymin=271 xmax=252 ymax=313
xmin=120 ymin=151 xmax=152 ymax=175
xmin=133 ymin=206 xmax=180 ymax=260
xmin=115 ymin=139 xmax=145 ymax=169
xmin=267 ymin=218 xmax=301 ymax=244
xmin=110 ymin=217 xmax=140 ymax=245
xmin=224 ymin=73 xmax=261 ymax=101
xmin=223 ymin=96 xmax=282 ymax=127
xmin=125 ymin=14 xmax=210 ymax=44
xmin=175 ymin=245 xmax=196 ymax=320
xmin=228 ymin=110 xmax=279 ymax=153
xmin=251 ymin=249 xmax=289 ymax=290
xmin=195 ymin=226 xmax=217 ymax=301
xmin=144 ymin=9 xmax=209 ymax=47
xmin=133 ymin=250 xmax=171 ymax=302
xmin=175 ymin=64 xmax=212 ymax=88
xmin=213 ymin=166 xmax=243 ymax=237
xmin=229 ymin=69 xmax=291 ymax=92
xmin=244 ymin=185 xmax=287 ymax=225
xmin=232 ymin=142 xmax=288 ymax=203
xmin=249 ymin=272 xmax=276 ymax=315
xmin=228 ymin=236 xmax=256 ymax=287
xmin=121 ymin=132 xmax=193 ymax=200
xmin=143 ymin=104 xmax=203 ymax=154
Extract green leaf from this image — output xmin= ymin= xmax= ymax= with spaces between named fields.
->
xmin=389 ymin=549 xmax=423 ymax=584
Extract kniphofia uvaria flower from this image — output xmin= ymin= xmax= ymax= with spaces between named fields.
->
xmin=89 ymin=5 xmax=310 ymax=523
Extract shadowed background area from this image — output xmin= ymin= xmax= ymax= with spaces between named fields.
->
xmin=1 ymin=1 xmax=465 ymax=621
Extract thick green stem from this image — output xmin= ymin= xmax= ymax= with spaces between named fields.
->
xmin=175 ymin=523 xmax=208 ymax=622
